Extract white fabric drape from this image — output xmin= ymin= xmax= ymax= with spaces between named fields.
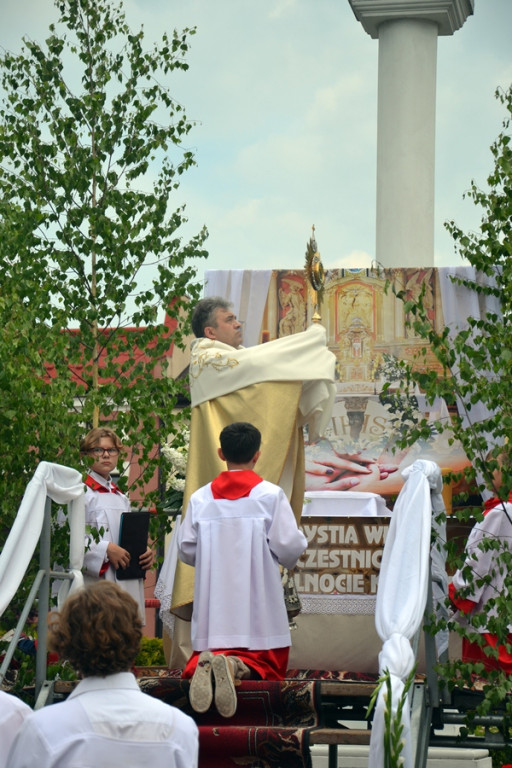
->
xmin=368 ymin=460 xmax=442 ymax=768
xmin=0 ymin=462 xmax=85 ymax=617
xmin=154 ymin=515 xmax=182 ymax=636
xmin=438 ymin=267 xmax=502 ymax=499
xmin=204 ymin=269 xmax=272 ymax=348
xmin=438 ymin=267 xmax=500 ymax=335
xmin=188 ymin=324 xmax=336 ymax=444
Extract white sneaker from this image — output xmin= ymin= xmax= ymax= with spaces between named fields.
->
xmin=212 ymin=654 xmax=237 ymax=718
xmin=189 ymin=651 xmax=214 ymax=713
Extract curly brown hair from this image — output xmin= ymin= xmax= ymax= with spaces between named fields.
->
xmin=48 ymin=582 xmax=142 ymax=677
xmin=79 ymin=427 xmax=123 ymax=456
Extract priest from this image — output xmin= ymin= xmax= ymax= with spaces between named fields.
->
xmin=170 ymin=296 xmax=336 ymax=634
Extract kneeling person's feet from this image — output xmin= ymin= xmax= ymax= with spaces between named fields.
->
xmin=189 ymin=651 xmax=214 ymax=713
xmin=212 ymin=654 xmax=237 ymax=718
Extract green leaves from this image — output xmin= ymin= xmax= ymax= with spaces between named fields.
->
xmin=393 ymin=84 xmax=512 ymax=732
xmin=0 ymin=0 xmax=208 ymax=625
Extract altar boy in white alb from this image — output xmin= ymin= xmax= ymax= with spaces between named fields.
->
xmin=178 ymin=422 xmax=307 ymax=719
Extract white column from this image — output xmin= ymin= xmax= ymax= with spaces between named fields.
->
xmin=377 ymin=18 xmax=437 ymax=268
xmin=349 ymin=0 xmax=474 ymax=268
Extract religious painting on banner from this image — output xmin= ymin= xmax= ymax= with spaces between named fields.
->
xmin=219 ymin=266 xmax=470 ymax=499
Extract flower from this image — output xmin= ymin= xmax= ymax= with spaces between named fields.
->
xmin=161 ymin=428 xmax=189 ymax=513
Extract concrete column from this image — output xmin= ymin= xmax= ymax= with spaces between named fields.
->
xmin=349 ymin=0 xmax=474 ymax=268
xmin=377 ymin=18 xmax=437 ymax=268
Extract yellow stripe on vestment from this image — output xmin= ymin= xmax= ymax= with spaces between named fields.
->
xmin=170 ymin=380 xmax=305 ymax=619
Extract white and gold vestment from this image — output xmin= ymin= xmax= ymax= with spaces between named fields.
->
xmin=171 ymin=323 xmax=336 ymax=619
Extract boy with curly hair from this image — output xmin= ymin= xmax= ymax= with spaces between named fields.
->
xmin=7 ymin=582 xmax=198 ymax=768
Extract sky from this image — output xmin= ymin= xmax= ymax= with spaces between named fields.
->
xmin=2 ymin=0 xmax=512 ymax=288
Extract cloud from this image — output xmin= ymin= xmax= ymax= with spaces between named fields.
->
xmin=330 ymin=250 xmax=374 ymax=269
xmin=1 ymin=0 xmax=511 ymax=281
xmin=269 ymin=0 xmax=297 ymax=20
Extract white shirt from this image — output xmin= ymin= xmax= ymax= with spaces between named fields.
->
xmin=178 ymin=478 xmax=307 ymax=651
xmin=83 ymin=471 xmax=145 ymax=620
xmin=6 ymin=672 xmax=198 ymax=768
xmin=451 ymin=500 xmax=512 ymax=633
xmin=0 ymin=690 xmax=31 ymax=768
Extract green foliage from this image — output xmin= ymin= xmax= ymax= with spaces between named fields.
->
xmin=134 ymin=636 xmax=166 ymax=667
xmin=366 ymin=666 xmax=416 ymax=768
xmin=390 ymin=85 xmax=512 ymax=732
xmin=491 ymin=747 xmax=512 ymax=767
xmin=0 ymin=0 xmax=207 ymax=622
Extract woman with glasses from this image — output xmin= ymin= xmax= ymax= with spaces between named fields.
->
xmin=79 ymin=427 xmax=153 ymax=622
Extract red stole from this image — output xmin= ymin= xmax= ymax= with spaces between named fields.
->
xmin=85 ymin=474 xmax=122 ymax=495
xmin=483 ymin=491 xmax=512 ymax=515
xmin=211 ymin=470 xmax=263 ymax=500
xmin=84 ymin=474 xmax=122 ymax=576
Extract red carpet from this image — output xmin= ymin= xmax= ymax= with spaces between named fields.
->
xmin=138 ymin=675 xmax=321 ymax=767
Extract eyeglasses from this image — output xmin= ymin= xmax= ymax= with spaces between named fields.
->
xmin=89 ymin=447 xmax=119 ymax=457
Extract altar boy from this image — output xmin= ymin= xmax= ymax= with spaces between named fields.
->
xmin=178 ymin=421 xmax=307 ymax=718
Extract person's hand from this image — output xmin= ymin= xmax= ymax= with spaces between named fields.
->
xmin=310 ymin=443 xmax=399 ymax=482
xmin=342 ymin=461 xmax=381 ymax=490
xmin=305 ymin=456 xmax=394 ymax=492
xmin=306 ymin=455 xmax=374 ymax=477
xmin=305 ymin=470 xmax=362 ymax=491
xmin=139 ymin=546 xmax=154 ymax=571
xmin=305 ymin=456 xmax=373 ymax=491
xmin=377 ymin=463 xmax=399 ymax=480
xmin=305 ymin=440 xmax=400 ymax=491
xmin=106 ymin=543 xmax=130 ymax=570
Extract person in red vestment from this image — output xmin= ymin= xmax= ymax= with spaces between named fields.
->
xmin=449 ymin=450 xmax=512 ymax=674
xmin=177 ymin=422 xmax=307 ymax=718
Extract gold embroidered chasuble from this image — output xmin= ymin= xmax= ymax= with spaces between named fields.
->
xmin=171 ymin=324 xmax=336 ymax=619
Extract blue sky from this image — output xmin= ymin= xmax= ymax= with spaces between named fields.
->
xmin=2 ymin=0 xmax=512 ymax=286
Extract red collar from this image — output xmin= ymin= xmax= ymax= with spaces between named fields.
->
xmin=211 ymin=470 xmax=263 ymax=500
xmin=483 ymin=491 xmax=512 ymax=515
xmin=85 ymin=474 xmax=121 ymax=494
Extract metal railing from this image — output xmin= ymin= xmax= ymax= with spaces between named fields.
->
xmin=0 ymin=497 xmax=77 ymax=701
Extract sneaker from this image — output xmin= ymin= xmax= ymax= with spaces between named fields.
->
xmin=212 ymin=654 xmax=237 ymax=718
xmin=189 ymin=651 xmax=214 ymax=713
xmin=231 ymin=656 xmax=252 ymax=680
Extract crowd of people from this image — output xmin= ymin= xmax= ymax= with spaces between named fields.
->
xmin=0 ymin=295 xmax=328 ymax=766
xmin=1 ymin=295 xmax=511 ymax=766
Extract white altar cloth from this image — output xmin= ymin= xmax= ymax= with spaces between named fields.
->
xmin=287 ymin=491 xmax=391 ymax=670
xmin=303 ymin=490 xmax=390 ymax=517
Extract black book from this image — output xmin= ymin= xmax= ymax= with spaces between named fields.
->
xmin=116 ymin=511 xmax=150 ymax=581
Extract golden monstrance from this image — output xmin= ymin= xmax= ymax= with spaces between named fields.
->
xmin=304 ymin=225 xmax=325 ymax=323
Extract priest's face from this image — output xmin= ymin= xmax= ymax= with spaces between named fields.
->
xmin=205 ymin=307 xmax=243 ymax=347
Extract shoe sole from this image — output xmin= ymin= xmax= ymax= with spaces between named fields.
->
xmin=189 ymin=651 xmax=214 ymax=713
xmin=212 ymin=654 xmax=237 ymax=718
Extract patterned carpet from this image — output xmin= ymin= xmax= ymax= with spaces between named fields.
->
xmin=138 ymin=673 xmax=322 ymax=768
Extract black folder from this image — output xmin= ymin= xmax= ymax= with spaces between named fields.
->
xmin=116 ymin=511 xmax=150 ymax=580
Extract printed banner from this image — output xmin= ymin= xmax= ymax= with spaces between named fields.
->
xmin=258 ymin=267 xmax=470 ymax=497
xmin=296 ymin=517 xmax=390 ymax=596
